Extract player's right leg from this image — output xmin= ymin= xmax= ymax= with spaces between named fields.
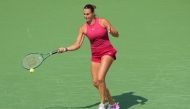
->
xmin=91 ymin=62 xmax=106 ymax=109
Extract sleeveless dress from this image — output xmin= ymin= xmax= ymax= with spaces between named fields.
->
xmin=85 ymin=18 xmax=117 ymax=63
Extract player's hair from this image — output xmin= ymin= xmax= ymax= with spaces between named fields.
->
xmin=83 ymin=4 xmax=96 ymax=13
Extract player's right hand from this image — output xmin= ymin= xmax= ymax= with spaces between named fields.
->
xmin=58 ymin=48 xmax=67 ymax=53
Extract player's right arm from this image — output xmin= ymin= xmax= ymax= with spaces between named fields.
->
xmin=58 ymin=25 xmax=85 ymax=53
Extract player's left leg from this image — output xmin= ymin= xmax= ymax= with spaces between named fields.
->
xmin=97 ymin=55 xmax=114 ymax=104
xmin=97 ymin=55 xmax=120 ymax=109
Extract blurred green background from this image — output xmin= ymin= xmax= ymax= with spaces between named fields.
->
xmin=0 ymin=0 xmax=190 ymax=109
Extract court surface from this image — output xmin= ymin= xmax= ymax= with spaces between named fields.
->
xmin=0 ymin=0 xmax=190 ymax=109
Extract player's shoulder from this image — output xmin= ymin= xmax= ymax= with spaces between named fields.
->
xmin=81 ymin=23 xmax=86 ymax=28
xmin=98 ymin=18 xmax=110 ymax=25
xmin=98 ymin=18 xmax=109 ymax=22
xmin=78 ymin=23 xmax=86 ymax=33
xmin=98 ymin=18 xmax=110 ymax=27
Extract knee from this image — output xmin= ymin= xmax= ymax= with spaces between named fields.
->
xmin=92 ymin=79 xmax=105 ymax=88
xmin=97 ymin=78 xmax=105 ymax=85
xmin=92 ymin=80 xmax=99 ymax=88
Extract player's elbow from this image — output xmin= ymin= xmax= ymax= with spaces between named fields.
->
xmin=75 ymin=44 xmax=81 ymax=50
xmin=112 ymin=31 xmax=119 ymax=37
xmin=115 ymin=31 xmax=119 ymax=37
xmin=76 ymin=46 xmax=81 ymax=50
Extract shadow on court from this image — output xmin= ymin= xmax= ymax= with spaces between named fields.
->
xmin=45 ymin=92 xmax=148 ymax=109
xmin=112 ymin=92 xmax=148 ymax=109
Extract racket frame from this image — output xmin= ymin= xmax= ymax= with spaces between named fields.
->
xmin=22 ymin=50 xmax=58 ymax=70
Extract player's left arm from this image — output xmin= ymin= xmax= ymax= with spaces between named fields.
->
xmin=102 ymin=18 xmax=119 ymax=37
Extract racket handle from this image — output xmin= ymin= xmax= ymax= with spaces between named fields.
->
xmin=51 ymin=50 xmax=58 ymax=55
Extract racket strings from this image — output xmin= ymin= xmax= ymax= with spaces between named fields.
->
xmin=22 ymin=54 xmax=43 ymax=69
xmin=22 ymin=50 xmax=57 ymax=69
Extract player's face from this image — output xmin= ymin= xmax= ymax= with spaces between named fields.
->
xmin=83 ymin=9 xmax=94 ymax=22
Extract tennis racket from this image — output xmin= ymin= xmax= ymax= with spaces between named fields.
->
xmin=22 ymin=50 xmax=58 ymax=70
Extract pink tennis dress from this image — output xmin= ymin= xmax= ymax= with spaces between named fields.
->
xmin=86 ymin=18 xmax=117 ymax=63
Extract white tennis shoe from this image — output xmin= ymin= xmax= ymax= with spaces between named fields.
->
xmin=98 ymin=103 xmax=106 ymax=109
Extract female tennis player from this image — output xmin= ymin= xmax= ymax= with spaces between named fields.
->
xmin=58 ymin=4 xmax=120 ymax=109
